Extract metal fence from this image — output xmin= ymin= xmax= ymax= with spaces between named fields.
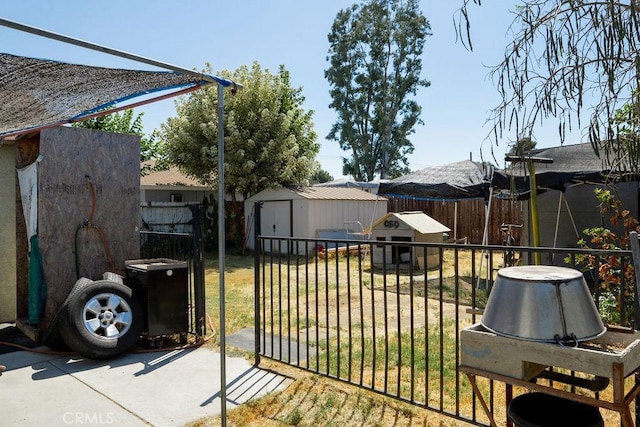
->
xmin=138 ymin=205 xmax=206 ymax=337
xmin=254 ymin=235 xmax=638 ymax=426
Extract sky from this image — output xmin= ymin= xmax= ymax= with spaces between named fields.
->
xmin=1 ymin=1 xmax=585 ymax=179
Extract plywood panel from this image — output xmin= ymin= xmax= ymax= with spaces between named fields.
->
xmin=0 ymin=145 xmax=16 ymax=322
xmin=37 ymin=127 xmax=141 ymax=323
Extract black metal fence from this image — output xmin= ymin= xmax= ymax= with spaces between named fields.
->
xmin=254 ymin=235 xmax=638 ymax=426
xmin=138 ymin=205 xmax=206 ymax=338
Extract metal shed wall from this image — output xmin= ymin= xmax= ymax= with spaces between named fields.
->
xmin=244 ymin=188 xmax=387 ymax=254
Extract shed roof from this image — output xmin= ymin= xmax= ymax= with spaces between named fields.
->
xmin=247 ymin=186 xmax=386 ymax=202
xmin=372 ymin=211 xmax=450 ymax=234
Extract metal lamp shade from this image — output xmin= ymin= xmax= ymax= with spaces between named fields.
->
xmin=481 ymin=265 xmax=606 ymax=344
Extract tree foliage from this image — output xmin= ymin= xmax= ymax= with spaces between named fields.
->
xmin=309 ymin=168 xmax=334 ymax=184
xmin=456 ymin=1 xmax=640 ymax=174
xmin=73 ymin=108 xmax=144 ymax=135
xmin=325 ymin=0 xmax=431 ymax=181
xmin=161 ymin=62 xmax=319 ymax=200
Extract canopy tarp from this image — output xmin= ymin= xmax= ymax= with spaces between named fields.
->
xmin=378 ymin=159 xmax=493 ymax=200
xmin=492 ymin=143 xmax=632 ymax=198
xmin=0 ymin=52 xmax=224 ymax=138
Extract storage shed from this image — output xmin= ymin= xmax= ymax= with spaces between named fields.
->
xmin=370 ymin=211 xmax=450 ymax=269
xmin=244 ymin=186 xmax=387 ymax=254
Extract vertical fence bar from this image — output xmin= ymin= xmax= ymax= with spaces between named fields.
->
xmin=359 ymin=242 xmax=366 ymax=386
xmin=295 ymin=241 xmax=300 ymax=367
xmin=286 ymin=244 xmax=291 ymax=362
xmin=253 ymin=202 xmax=261 ymax=364
xmin=395 ymin=248 xmax=402 ymax=397
xmin=424 ymin=244 xmax=430 ymax=406
xmin=278 ymin=241 xmax=283 ymax=360
xmin=383 ymin=249 xmax=389 ymax=393
xmin=190 ymin=205 xmax=205 ymax=337
xmin=371 ymin=244 xmax=378 ymax=390
xmin=315 ymin=245 xmax=320 ymax=372
xmin=346 ymin=243 xmax=352 ymax=382
xmin=438 ymin=246 xmax=444 ymax=410
xmin=335 ymin=243 xmax=341 ymax=378
xmin=325 ymin=240 xmax=330 ymax=374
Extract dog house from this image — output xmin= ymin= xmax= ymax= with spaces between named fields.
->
xmin=370 ymin=211 xmax=450 ymax=269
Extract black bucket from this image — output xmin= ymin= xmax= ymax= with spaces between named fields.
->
xmin=508 ymin=392 xmax=604 ymax=427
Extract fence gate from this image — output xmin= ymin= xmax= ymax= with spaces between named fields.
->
xmin=139 ymin=204 xmax=206 ymax=338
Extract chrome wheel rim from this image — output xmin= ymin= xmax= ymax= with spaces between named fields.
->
xmin=82 ymin=293 xmax=133 ymax=339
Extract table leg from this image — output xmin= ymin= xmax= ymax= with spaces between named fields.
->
xmin=465 ymin=373 xmax=498 ymax=427
xmin=506 ymin=383 xmax=513 ymax=427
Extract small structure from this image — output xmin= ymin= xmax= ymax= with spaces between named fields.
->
xmin=370 ymin=211 xmax=450 ymax=269
xmin=244 ymin=186 xmax=387 ymax=254
xmin=140 ymin=161 xmax=213 ymax=232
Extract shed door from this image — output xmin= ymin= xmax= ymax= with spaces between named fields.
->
xmin=260 ymin=200 xmax=292 ymax=252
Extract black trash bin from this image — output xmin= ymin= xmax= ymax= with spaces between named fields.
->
xmin=124 ymin=258 xmax=189 ymax=337
xmin=508 ymin=392 xmax=604 ymax=427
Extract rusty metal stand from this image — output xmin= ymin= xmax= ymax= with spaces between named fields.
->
xmin=460 ymin=364 xmax=640 ymax=427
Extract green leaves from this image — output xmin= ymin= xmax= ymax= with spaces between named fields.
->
xmin=326 ymin=0 xmax=430 ymax=181
xmin=161 ymin=62 xmax=319 ymax=200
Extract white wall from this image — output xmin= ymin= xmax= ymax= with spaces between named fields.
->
xmin=244 ymin=190 xmax=387 ymax=254
xmin=0 ymin=145 xmax=16 ymax=322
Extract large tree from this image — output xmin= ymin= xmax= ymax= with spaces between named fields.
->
xmin=326 ymin=0 xmax=431 ymax=181
xmin=161 ymin=62 xmax=319 ymax=200
xmin=456 ymin=1 xmax=640 ymax=174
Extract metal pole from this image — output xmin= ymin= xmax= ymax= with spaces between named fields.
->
xmin=217 ymin=83 xmax=227 ymax=425
xmin=0 ymin=16 xmax=240 ymax=88
xmin=527 ymin=159 xmax=541 ymax=265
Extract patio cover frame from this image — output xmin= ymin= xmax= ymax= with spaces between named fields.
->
xmin=0 ymin=16 xmax=236 ymax=424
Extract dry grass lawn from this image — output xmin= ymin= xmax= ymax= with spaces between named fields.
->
xmin=194 ymin=252 xmax=628 ymax=427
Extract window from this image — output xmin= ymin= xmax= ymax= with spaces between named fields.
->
xmin=170 ymin=193 xmax=183 ymax=202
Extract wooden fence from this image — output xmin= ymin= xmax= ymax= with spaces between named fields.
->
xmin=386 ymin=196 xmax=524 ymax=245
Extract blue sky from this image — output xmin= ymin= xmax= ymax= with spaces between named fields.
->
xmin=2 ymin=1 xmax=584 ymax=179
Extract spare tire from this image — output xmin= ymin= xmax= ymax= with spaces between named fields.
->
xmin=59 ymin=278 xmax=143 ymax=360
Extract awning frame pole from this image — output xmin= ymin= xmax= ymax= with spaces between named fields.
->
xmin=217 ymin=84 xmax=227 ymax=425
xmin=0 ymin=16 xmax=241 ymax=88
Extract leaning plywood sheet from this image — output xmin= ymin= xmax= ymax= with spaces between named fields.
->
xmin=0 ymin=145 xmax=16 ymax=322
xmin=37 ymin=127 xmax=141 ymax=322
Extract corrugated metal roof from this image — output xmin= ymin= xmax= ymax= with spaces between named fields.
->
xmin=372 ymin=211 xmax=450 ymax=234
xmin=291 ymin=186 xmax=386 ymax=201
